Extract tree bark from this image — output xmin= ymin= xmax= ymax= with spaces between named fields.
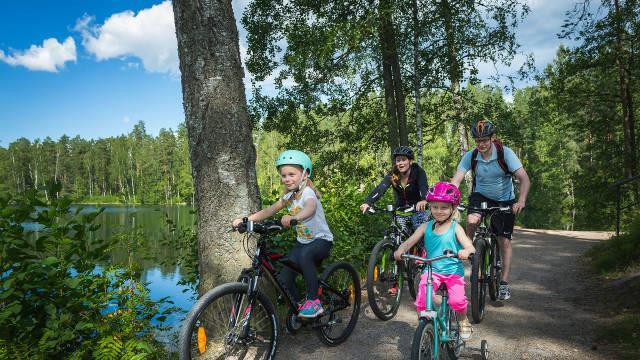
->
xmin=413 ymin=0 xmax=423 ymax=165
xmin=613 ymin=0 xmax=638 ymax=193
xmin=173 ymin=0 xmax=261 ymax=293
xmin=441 ymin=0 xmax=472 ymax=191
xmin=379 ymin=0 xmax=400 ymax=153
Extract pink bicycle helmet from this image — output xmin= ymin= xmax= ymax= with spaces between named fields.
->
xmin=426 ymin=181 xmax=461 ymax=206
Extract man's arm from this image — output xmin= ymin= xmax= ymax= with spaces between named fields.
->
xmin=512 ymin=167 xmax=530 ymax=214
xmin=450 ymin=170 xmax=467 ymax=188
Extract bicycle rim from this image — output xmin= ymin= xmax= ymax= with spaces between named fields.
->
xmin=470 ymin=239 xmax=486 ymax=323
xmin=366 ymin=240 xmax=402 ymax=320
xmin=179 ymin=282 xmax=278 ymax=360
xmin=411 ymin=319 xmax=437 ymax=360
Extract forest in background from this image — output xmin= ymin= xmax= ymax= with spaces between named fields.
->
xmin=1 ymin=0 xmax=638 ymax=234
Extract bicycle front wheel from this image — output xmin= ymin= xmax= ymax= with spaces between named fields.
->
xmin=179 ymin=282 xmax=278 ymax=360
xmin=470 ymin=238 xmax=487 ymax=323
xmin=366 ymin=239 xmax=402 ymax=320
xmin=317 ymin=261 xmax=361 ymax=346
xmin=489 ymin=236 xmax=502 ymax=301
xmin=407 ymin=244 xmax=426 ymax=300
xmin=411 ymin=318 xmax=437 ymax=360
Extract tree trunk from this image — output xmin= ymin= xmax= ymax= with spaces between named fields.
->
xmin=173 ymin=0 xmax=261 ymax=293
xmin=413 ymin=0 xmax=423 ymax=165
xmin=379 ymin=0 xmax=400 ymax=153
xmin=614 ymin=0 xmax=638 ymax=195
xmin=441 ymin=0 xmax=472 ymax=191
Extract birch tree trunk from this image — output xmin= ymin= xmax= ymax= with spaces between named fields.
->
xmin=173 ymin=0 xmax=261 ymax=293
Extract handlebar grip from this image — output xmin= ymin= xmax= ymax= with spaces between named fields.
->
xmin=290 ymin=219 xmax=298 ymax=227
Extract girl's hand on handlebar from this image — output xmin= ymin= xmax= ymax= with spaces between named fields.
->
xmin=360 ymin=203 xmax=370 ymax=214
xmin=281 ymin=215 xmax=295 ymax=228
xmin=415 ymin=200 xmax=427 ymax=212
xmin=457 ymin=249 xmax=473 ymax=260
xmin=232 ymin=218 xmax=243 ymax=228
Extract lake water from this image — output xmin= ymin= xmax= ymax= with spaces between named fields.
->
xmin=29 ymin=205 xmax=198 ymax=333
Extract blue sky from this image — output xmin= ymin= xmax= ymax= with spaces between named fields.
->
xmin=0 ymin=0 xmax=575 ymax=147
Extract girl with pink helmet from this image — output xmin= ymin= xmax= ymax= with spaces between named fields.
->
xmin=394 ymin=181 xmax=475 ymax=340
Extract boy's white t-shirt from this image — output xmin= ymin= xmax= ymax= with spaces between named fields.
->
xmin=283 ymin=186 xmax=333 ymax=244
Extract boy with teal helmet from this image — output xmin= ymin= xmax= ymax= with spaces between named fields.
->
xmin=233 ymin=150 xmax=333 ymax=318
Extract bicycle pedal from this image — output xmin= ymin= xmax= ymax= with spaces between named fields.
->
xmin=419 ymin=310 xmax=437 ymax=319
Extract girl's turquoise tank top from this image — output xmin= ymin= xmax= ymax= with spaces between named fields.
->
xmin=423 ymin=220 xmax=464 ymax=276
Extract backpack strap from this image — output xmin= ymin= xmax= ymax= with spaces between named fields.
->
xmin=493 ymin=141 xmax=513 ymax=177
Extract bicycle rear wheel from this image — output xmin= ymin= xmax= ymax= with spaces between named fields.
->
xmin=488 ymin=237 xmax=502 ymax=301
xmin=411 ymin=318 xmax=437 ymax=360
xmin=317 ymin=261 xmax=361 ymax=346
xmin=179 ymin=282 xmax=278 ymax=360
xmin=366 ymin=239 xmax=403 ymax=320
xmin=470 ymin=238 xmax=487 ymax=323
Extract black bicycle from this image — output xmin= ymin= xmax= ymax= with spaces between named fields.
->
xmin=365 ymin=205 xmax=424 ymax=320
xmin=460 ymin=202 xmax=512 ymax=323
xmin=178 ymin=218 xmax=361 ymax=359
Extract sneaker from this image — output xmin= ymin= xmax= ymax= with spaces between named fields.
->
xmin=298 ymin=299 xmax=324 ymax=318
xmin=460 ymin=320 xmax=473 ymax=341
xmin=388 ymin=283 xmax=399 ymax=296
xmin=499 ymin=283 xmax=511 ymax=300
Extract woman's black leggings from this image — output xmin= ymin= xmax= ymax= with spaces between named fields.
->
xmin=277 ymin=239 xmax=332 ymax=302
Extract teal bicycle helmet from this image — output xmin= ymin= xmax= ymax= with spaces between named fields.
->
xmin=275 ymin=150 xmax=313 ymax=177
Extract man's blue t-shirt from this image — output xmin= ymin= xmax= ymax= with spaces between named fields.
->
xmin=457 ymin=143 xmax=522 ymax=202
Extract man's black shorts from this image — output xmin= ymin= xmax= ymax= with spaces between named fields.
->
xmin=467 ymin=192 xmax=516 ymax=240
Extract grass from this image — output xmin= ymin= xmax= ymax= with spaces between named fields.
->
xmin=598 ymin=314 xmax=640 ymax=360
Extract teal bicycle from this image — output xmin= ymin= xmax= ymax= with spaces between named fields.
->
xmin=402 ymin=252 xmax=488 ymax=360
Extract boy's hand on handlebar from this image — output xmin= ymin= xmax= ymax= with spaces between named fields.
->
xmin=281 ymin=215 xmax=295 ymax=228
xmin=231 ymin=218 xmax=243 ymax=229
xmin=360 ymin=203 xmax=370 ymax=214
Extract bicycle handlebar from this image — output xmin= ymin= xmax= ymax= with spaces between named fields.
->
xmin=458 ymin=203 xmax=512 ymax=214
xmin=366 ymin=204 xmax=415 ymax=214
xmin=401 ymin=251 xmax=458 ymax=263
xmin=235 ymin=218 xmax=298 ymax=234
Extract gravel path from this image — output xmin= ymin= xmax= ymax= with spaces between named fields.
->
xmin=277 ymin=228 xmax=613 ymax=359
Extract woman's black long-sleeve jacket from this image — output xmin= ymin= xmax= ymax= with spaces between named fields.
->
xmin=364 ymin=163 xmax=429 ymax=208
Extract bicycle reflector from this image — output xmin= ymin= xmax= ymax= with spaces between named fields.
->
xmin=373 ymin=266 xmax=379 ymax=282
xmin=197 ymin=326 xmax=207 ymax=353
xmin=349 ymin=284 xmax=356 ymax=305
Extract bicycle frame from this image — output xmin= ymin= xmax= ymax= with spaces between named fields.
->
xmin=403 ymin=253 xmax=458 ymax=359
xmin=237 ymin=222 xmax=351 ymax=337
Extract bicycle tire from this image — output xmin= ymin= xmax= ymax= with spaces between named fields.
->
xmin=317 ymin=261 xmax=361 ymax=346
xmin=488 ymin=236 xmax=501 ymax=301
xmin=366 ymin=239 xmax=403 ymax=320
xmin=179 ymin=282 xmax=278 ymax=360
xmin=411 ymin=318 xmax=437 ymax=360
xmin=445 ymin=306 xmax=463 ymax=359
xmin=470 ymin=238 xmax=487 ymax=323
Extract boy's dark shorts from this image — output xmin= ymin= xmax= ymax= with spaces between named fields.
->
xmin=467 ymin=192 xmax=516 ymax=240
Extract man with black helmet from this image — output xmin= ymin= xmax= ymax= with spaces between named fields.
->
xmin=451 ymin=120 xmax=530 ymax=300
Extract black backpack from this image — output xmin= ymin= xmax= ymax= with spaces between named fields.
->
xmin=471 ymin=140 xmax=512 ymax=191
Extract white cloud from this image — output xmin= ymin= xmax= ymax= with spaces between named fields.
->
xmin=0 ymin=37 xmax=76 ymax=72
xmin=76 ymin=1 xmax=178 ymax=75
xmin=123 ymin=116 xmax=131 ymax=124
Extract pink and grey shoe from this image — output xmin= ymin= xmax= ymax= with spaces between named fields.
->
xmin=298 ymin=299 xmax=324 ymax=318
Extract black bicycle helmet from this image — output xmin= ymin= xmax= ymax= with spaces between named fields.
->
xmin=471 ymin=120 xmax=496 ymax=138
xmin=392 ymin=146 xmax=414 ymax=160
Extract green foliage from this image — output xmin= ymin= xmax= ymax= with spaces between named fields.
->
xmin=597 ymin=314 xmax=640 ymax=360
xmin=586 ymin=214 xmax=640 ymax=274
xmin=0 ymin=121 xmax=194 ymax=205
xmin=0 ymin=185 xmax=173 ymax=358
